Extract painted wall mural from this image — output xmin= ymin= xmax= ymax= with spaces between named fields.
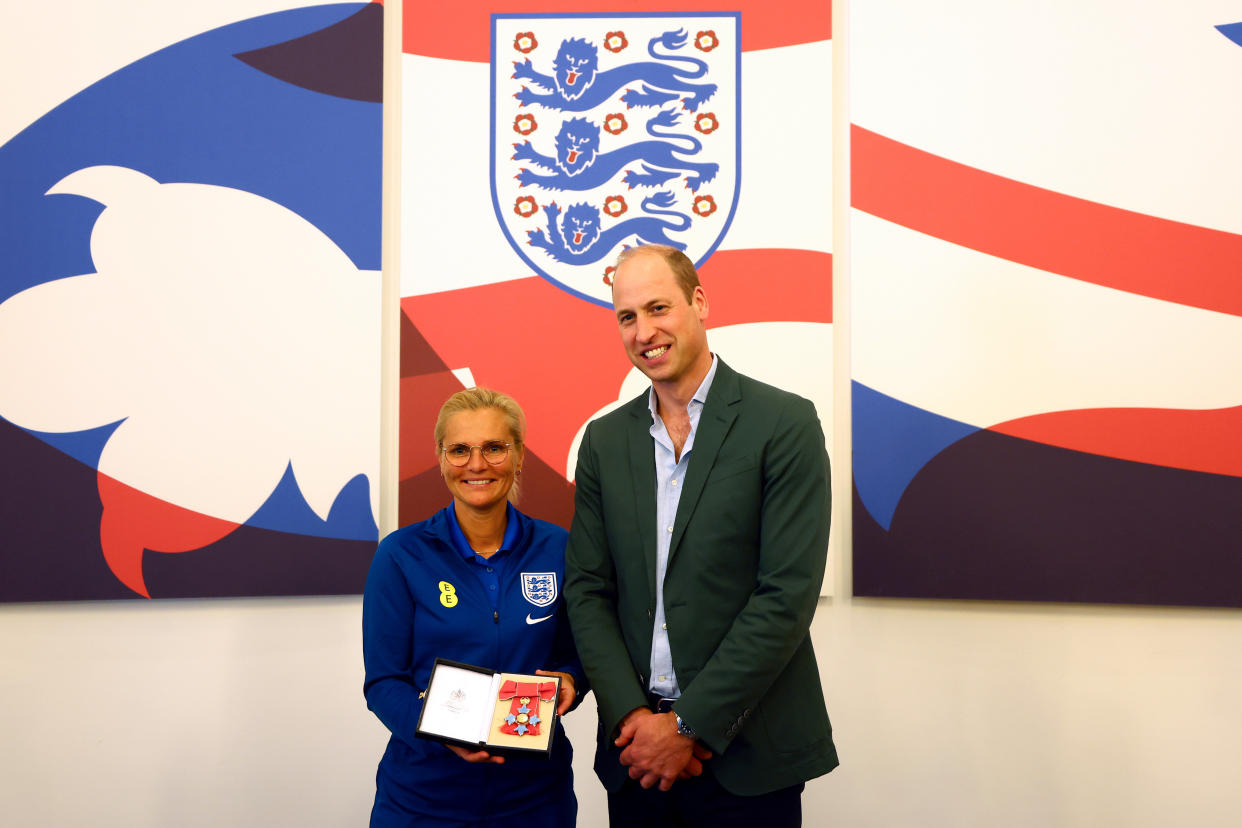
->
xmin=0 ymin=2 xmax=383 ymax=601
xmin=850 ymin=3 xmax=1242 ymax=606
xmin=399 ymin=0 xmax=835 ymax=580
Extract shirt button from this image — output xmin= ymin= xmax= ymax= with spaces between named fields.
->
xmin=661 ymin=623 xmax=668 ymax=630
xmin=667 ymin=526 xmax=673 ymax=532
xmin=671 ymin=479 xmax=678 ymax=486
xmin=658 ymin=675 xmax=667 ymax=682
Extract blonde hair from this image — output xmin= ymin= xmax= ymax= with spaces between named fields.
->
xmin=434 ymin=387 xmax=526 ymax=503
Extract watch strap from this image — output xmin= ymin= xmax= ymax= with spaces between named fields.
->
xmin=674 ymin=712 xmax=696 ymax=740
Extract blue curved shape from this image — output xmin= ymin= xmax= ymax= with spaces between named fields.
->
xmin=1216 ymin=22 xmax=1242 ymax=47
xmin=0 ymin=3 xmax=380 ymax=540
xmin=0 ymin=3 xmax=378 ymax=305
xmin=852 ymin=382 xmax=979 ymax=530
xmin=246 ymin=465 xmax=376 ymax=541
xmin=23 ymin=420 xmax=124 ymax=470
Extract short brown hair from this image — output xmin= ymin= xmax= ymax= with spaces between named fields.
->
xmin=614 ymin=244 xmax=700 ymax=303
xmin=434 ymin=387 xmax=526 ymax=503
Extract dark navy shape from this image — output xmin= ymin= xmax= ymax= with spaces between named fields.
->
xmin=853 ymin=426 xmax=1242 ymax=607
xmin=235 ymin=2 xmax=382 ymax=103
xmin=852 ymin=382 xmax=978 ymax=530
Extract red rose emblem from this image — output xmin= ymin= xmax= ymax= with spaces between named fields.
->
xmin=603 ymin=266 xmax=616 ymax=286
xmin=513 ymin=196 xmax=538 ymax=218
xmin=695 ymin=31 xmax=719 ymax=52
xmin=694 ymin=112 xmax=719 ymax=135
xmin=603 ymin=195 xmax=628 ymax=217
xmin=603 ymin=113 xmax=628 ymax=135
xmin=514 ymin=32 xmax=538 ymax=54
xmin=692 ymin=195 xmax=717 ymax=217
xmin=604 ymin=31 xmax=628 ymax=53
xmin=513 ymin=113 xmax=538 ymax=135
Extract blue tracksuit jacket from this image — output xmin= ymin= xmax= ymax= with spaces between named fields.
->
xmin=363 ymin=503 xmax=585 ymax=824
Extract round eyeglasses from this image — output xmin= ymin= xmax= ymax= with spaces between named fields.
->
xmin=441 ymin=441 xmax=512 ymax=467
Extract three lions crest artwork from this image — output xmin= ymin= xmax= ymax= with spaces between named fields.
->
xmin=492 ymin=13 xmax=740 ymax=307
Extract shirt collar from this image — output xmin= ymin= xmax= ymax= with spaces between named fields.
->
xmin=647 ymin=353 xmax=719 ymax=420
xmin=447 ymin=502 xmax=519 ymax=562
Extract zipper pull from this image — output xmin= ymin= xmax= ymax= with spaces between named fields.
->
xmin=493 ymin=610 xmax=500 ymax=625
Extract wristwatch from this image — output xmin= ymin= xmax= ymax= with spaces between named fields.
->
xmin=674 ymin=712 xmax=696 ymax=740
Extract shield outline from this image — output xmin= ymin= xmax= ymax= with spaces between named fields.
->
xmin=520 ymin=570 xmax=558 ymax=607
xmin=490 ymin=11 xmax=742 ymax=309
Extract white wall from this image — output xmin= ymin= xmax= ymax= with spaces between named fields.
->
xmin=807 ymin=599 xmax=1242 ymax=826
xmin=5 ymin=593 xmax=1242 ymax=826
xmin=0 ymin=599 xmax=384 ymax=826
xmin=4 ymin=2 xmax=1242 ymax=826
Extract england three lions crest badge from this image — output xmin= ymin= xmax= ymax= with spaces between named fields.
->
xmin=492 ymin=13 xmax=740 ymax=307
xmin=521 ymin=571 xmax=558 ymax=607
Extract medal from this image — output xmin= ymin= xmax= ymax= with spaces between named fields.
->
xmin=497 ymin=680 xmax=556 ymax=736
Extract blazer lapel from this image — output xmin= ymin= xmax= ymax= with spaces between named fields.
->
xmin=625 ymin=395 xmax=659 ymax=601
xmin=670 ymin=360 xmax=741 ymax=561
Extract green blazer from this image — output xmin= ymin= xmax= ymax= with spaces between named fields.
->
xmin=565 ymin=359 xmax=838 ymax=796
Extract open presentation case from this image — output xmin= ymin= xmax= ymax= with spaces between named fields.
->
xmin=416 ymin=658 xmax=561 ymax=758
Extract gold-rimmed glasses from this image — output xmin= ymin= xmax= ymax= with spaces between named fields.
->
xmin=441 ymin=441 xmax=512 ymax=467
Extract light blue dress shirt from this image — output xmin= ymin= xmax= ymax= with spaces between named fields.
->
xmin=647 ymin=355 xmax=718 ymax=699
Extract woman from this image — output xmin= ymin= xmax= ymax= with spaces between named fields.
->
xmin=363 ymin=387 xmax=584 ymax=827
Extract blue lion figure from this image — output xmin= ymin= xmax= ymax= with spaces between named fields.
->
xmin=513 ymin=29 xmax=717 ymax=113
xmin=526 ymin=191 xmax=690 ymax=265
xmin=513 ymin=108 xmax=719 ymax=192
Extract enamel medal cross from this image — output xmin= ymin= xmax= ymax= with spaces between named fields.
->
xmin=497 ymin=679 xmax=557 ymax=736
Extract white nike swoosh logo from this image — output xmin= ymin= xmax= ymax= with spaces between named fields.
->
xmin=525 ymin=612 xmax=554 ymax=625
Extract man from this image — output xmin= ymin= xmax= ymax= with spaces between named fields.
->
xmin=564 ymin=244 xmax=837 ymax=826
